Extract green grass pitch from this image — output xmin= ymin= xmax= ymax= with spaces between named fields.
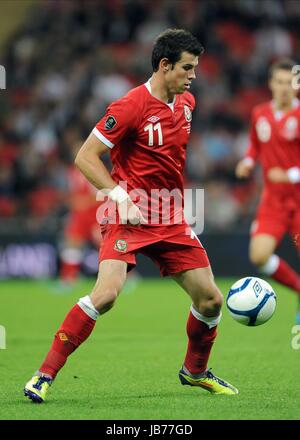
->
xmin=0 ymin=277 xmax=299 ymax=420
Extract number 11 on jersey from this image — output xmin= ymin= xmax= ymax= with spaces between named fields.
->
xmin=144 ymin=122 xmax=163 ymax=146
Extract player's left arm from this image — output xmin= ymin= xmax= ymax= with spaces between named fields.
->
xmin=236 ymin=109 xmax=259 ymax=179
xmin=268 ymin=166 xmax=300 ymax=183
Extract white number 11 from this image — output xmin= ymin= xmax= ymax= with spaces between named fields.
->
xmin=144 ymin=122 xmax=163 ymax=146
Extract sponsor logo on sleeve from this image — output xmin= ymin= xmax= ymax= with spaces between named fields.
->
xmin=105 ymin=115 xmax=117 ymax=130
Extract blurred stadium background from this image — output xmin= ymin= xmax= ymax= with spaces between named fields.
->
xmin=0 ymin=0 xmax=300 ymax=280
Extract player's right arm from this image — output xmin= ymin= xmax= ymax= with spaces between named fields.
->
xmin=75 ymin=129 xmax=144 ymax=225
xmin=235 ymin=156 xmax=255 ymax=179
xmin=75 ymin=132 xmax=117 ymax=192
xmin=235 ymin=109 xmax=260 ymax=179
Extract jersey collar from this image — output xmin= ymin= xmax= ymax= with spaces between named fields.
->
xmin=144 ymin=78 xmax=176 ymax=112
xmin=271 ymin=97 xmax=300 ymax=120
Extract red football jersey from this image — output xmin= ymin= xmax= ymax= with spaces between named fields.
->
xmin=93 ymin=81 xmax=195 ymax=224
xmin=246 ymin=99 xmax=300 ymax=208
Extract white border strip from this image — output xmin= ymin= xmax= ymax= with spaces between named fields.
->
xmin=92 ymin=127 xmax=114 ymax=148
xmin=78 ymin=295 xmax=99 ymax=320
xmin=260 ymin=254 xmax=280 ymax=276
xmin=190 ymin=305 xmax=222 ymax=329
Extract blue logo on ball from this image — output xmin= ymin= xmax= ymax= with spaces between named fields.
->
xmin=253 ymin=281 xmax=262 ymax=297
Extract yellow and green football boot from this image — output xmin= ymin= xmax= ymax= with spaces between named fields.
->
xmin=179 ymin=367 xmax=238 ymax=395
xmin=24 ymin=375 xmax=52 ymax=403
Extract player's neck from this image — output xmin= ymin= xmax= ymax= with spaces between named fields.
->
xmin=273 ymin=99 xmax=295 ymax=113
xmin=275 ymin=104 xmax=292 ymax=113
xmin=148 ymin=74 xmax=175 ymax=104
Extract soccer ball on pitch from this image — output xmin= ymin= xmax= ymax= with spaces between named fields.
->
xmin=226 ymin=277 xmax=276 ymax=326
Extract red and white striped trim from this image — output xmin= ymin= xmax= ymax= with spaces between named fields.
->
xmin=92 ymin=127 xmax=114 ymax=148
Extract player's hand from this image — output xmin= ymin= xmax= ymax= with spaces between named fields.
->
xmin=235 ymin=159 xmax=255 ymax=179
xmin=267 ymin=167 xmax=289 ymax=183
xmin=117 ymin=198 xmax=146 ymax=225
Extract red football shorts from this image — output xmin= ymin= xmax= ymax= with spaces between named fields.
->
xmin=251 ymin=202 xmax=300 ymax=249
xmin=99 ymin=222 xmax=210 ymax=276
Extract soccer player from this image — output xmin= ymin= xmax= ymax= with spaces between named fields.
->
xmin=235 ymin=58 xmax=300 ymax=321
xmin=24 ymin=29 xmax=238 ymax=403
xmin=59 ymin=146 xmax=100 ymax=286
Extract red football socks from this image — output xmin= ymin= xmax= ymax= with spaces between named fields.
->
xmin=60 ymin=248 xmax=82 ymax=282
xmin=184 ymin=310 xmax=218 ymax=375
xmin=272 ymin=258 xmax=300 ymax=295
xmin=39 ymin=304 xmax=96 ymax=379
xmin=60 ymin=262 xmax=80 ymax=282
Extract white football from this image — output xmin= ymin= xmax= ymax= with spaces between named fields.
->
xmin=226 ymin=277 xmax=276 ymax=326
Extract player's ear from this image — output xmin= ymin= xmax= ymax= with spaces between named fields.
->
xmin=159 ymin=57 xmax=171 ymax=73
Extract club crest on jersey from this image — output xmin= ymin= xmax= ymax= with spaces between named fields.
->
xmin=184 ymin=105 xmax=192 ymax=122
xmin=105 ymin=115 xmax=117 ymax=130
xmin=114 ymin=239 xmax=128 ymax=252
xmin=147 ymin=115 xmax=160 ymax=123
xmin=256 ymin=117 xmax=271 ymax=142
xmin=283 ymin=116 xmax=298 ymax=140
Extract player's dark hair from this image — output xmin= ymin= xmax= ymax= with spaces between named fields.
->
xmin=269 ymin=58 xmax=296 ymax=78
xmin=152 ymin=28 xmax=204 ymax=72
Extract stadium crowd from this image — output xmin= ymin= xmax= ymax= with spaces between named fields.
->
xmin=0 ymin=0 xmax=299 ymax=233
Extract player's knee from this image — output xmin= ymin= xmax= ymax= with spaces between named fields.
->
xmin=249 ymin=249 xmax=269 ymax=267
xmin=195 ymin=287 xmax=223 ymax=317
xmin=206 ymin=292 xmax=223 ymax=316
xmin=91 ymin=287 xmax=119 ymax=313
xmin=214 ymin=291 xmax=224 ymax=311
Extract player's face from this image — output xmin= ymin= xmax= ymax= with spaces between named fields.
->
xmin=166 ymin=51 xmax=198 ymax=94
xmin=269 ymin=69 xmax=296 ymax=106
